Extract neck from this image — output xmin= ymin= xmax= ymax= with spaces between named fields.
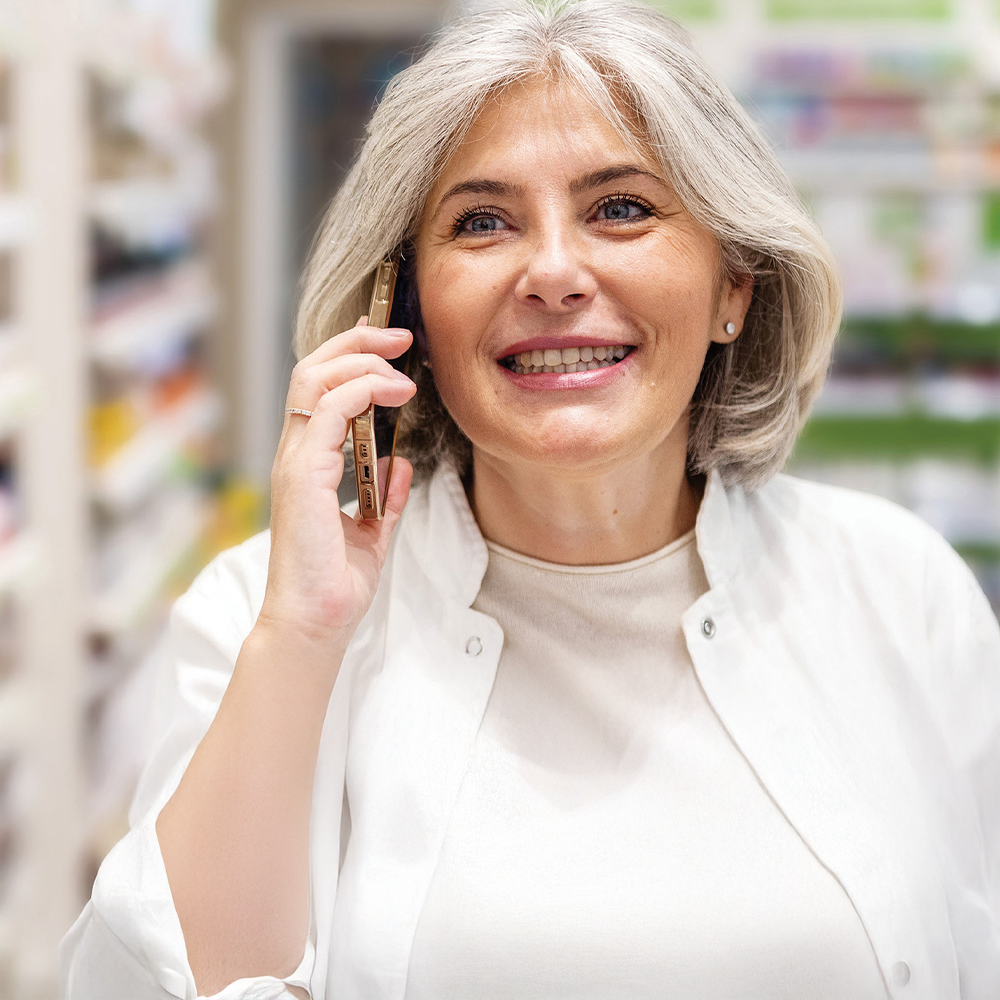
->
xmin=470 ymin=437 xmax=699 ymax=566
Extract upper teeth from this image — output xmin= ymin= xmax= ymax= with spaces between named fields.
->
xmin=507 ymin=345 xmax=630 ymax=374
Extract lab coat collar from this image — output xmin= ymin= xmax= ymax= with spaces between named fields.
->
xmin=400 ymin=463 xmax=489 ymax=609
xmin=695 ymin=467 xmax=741 ymax=588
xmin=402 ymin=462 xmax=741 ymax=600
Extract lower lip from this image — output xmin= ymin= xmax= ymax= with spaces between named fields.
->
xmin=497 ymin=350 xmax=635 ymax=390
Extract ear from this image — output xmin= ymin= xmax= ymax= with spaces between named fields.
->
xmin=710 ymin=272 xmax=754 ymax=345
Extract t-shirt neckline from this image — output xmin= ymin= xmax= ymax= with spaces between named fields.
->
xmin=484 ymin=527 xmax=698 ymax=577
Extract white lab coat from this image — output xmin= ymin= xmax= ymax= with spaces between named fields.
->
xmin=61 ymin=464 xmax=1000 ymax=1000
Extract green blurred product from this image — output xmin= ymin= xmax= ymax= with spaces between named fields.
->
xmin=643 ymin=0 xmax=719 ymax=19
xmin=767 ymin=0 xmax=950 ymax=20
xmin=794 ymin=415 xmax=1000 ymax=465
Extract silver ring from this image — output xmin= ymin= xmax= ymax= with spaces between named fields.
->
xmin=285 ymin=407 xmax=314 ymax=417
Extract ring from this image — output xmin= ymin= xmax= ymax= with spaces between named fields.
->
xmin=285 ymin=407 xmax=314 ymax=418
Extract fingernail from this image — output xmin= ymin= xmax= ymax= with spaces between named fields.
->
xmin=390 ymin=369 xmax=414 ymax=382
xmin=385 ymin=328 xmax=411 ymax=337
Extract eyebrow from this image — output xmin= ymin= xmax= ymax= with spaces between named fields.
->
xmin=432 ymin=179 xmax=526 ymax=218
xmin=569 ymin=164 xmax=667 ymax=193
xmin=430 ymin=164 xmax=667 ymax=222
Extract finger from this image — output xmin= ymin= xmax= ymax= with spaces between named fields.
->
xmin=300 ymin=373 xmax=417 ymax=452
xmin=285 ymin=353 xmax=411 ymax=415
xmin=299 ymin=325 xmax=411 ymax=369
xmin=380 ymin=456 xmax=414 ymax=524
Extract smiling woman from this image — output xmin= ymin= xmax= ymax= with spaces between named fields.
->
xmin=62 ymin=2 xmax=1000 ymax=999
xmin=412 ymin=78 xmax=752 ymax=563
xmin=297 ymin=2 xmax=838 ymax=494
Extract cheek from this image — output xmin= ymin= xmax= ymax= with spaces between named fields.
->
xmin=596 ymin=238 xmax=721 ymax=325
xmin=418 ymin=261 xmax=506 ymax=380
xmin=416 ymin=285 xmax=485 ymax=421
xmin=417 ymin=260 xmax=476 ymax=359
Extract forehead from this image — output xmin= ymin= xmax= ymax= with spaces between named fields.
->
xmin=428 ymin=77 xmax=659 ymax=193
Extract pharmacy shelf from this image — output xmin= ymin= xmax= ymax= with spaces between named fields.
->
xmin=838 ymin=315 xmax=1000 ymax=358
xmin=793 ymin=414 xmax=1000 ymax=464
xmin=778 ymin=149 xmax=1000 ymax=193
xmin=91 ymin=387 xmax=224 ymax=512
xmin=814 ymin=374 xmax=1000 ymax=418
xmin=0 ymin=197 xmax=33 ymax=251
xmin=0 ymin=681 xmax=31 ymax=757
xmin=90 ymin=273 xmax=218 ymax=371
xmin=91 ymin=177 xmax=214 ymax=247
xmin=0 ymin=534 xmax=39 ymax=597
xmin=0 ymin=328 xmax=21 ymax=369
xmin=0 ymin=369 xmax=41 ymax=440
xmin=90 ymin=490 xmax=210 ymax=635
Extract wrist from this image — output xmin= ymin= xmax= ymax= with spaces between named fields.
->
xmin=255 ymin=594 xmax=359 ymax=650
xmin=241 ymin=612 xmax=354 ymax=698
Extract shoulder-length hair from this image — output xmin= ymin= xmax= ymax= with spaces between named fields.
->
xmin=295 ymin=0 xmax=841 ymax=489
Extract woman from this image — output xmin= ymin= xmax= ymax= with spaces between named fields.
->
xmin=63 ymin=1 xmax=1000 ymax=998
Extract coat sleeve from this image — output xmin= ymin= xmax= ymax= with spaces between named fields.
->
xmin=921 ymin=532 xmax=1000 ymax=915
xmin=60 ymin=533 xmax=316 ymax=1000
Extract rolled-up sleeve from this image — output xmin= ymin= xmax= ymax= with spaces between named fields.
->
xmin=60 ymin=532 xmax=315 ymax=999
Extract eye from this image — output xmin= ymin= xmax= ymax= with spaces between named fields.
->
xmin=452 ymin=207 xmax=509 ymax=236
xmin=594 ymin=195 xmax=653 ymax=223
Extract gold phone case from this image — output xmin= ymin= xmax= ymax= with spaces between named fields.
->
xmin=352 ymin=256 xmax=400 ymax=520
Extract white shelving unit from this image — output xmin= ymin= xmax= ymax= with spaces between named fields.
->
xmin=0 ymin=1 xmax=227 ymax=994
xmin=81 ymin=0 xmax=227 ymax=904
xmin=0 ymin=197 xmax=33 ymax=252
xmin=13 ymin=0 xmax=88 ymax=992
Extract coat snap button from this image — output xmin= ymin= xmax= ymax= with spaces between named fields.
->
xmin=891 ymin=961 xmax=910 ymax=986
xmin=700 ymin=617 xmax=716 ymax=639
xmin=465 ymin=636 xmax=483 ymax=657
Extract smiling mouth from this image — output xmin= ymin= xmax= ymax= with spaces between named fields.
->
xmin=500 ymin=345 xmax=634 ymax=374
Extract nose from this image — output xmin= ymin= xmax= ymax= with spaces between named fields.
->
xmin=515 ymin=224 xmax=596 ymax=312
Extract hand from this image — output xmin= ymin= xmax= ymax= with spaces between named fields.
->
xmin=258 ymin=318 xmax=417 ymax=657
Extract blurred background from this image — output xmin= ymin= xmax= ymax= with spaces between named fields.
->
xmin=0 ymin=0 xmax=996 ymax=994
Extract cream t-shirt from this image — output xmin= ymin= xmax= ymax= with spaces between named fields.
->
xmin=405 ymin=529 xmax=887 ymax=999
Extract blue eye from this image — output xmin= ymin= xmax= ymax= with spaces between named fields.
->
xmin=467 ymin=215 xmax=506 ymax=233
xmin=452 ymin=208 xmax=508 ymax=236
xmin=597 ymin=199 xmax=649 ymax=222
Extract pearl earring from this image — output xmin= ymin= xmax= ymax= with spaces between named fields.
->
xmin=724 ymin=322 xmax=737 ymax=336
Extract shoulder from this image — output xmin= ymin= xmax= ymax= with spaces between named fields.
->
xmin=729 ymin=473 xmax=982 ymax=623
xmin=170 ymin=529 xmax=271 ymax=664
xmin=753 ymin=472 xmax=936 ymax=544
xmin=748 ymin=472 xmax=957 ymax=569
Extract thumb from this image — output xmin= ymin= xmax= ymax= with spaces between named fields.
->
xmin=369 ymin=457 xmax=413 ymax=559
xmin=381 ymin=456 xmax=413 ymax=523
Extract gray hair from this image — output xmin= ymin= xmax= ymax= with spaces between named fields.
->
xmin=295 ymin=0 xmax=842 ymax=488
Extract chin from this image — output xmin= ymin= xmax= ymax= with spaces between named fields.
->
xmin=481 ymin=423 xmax=633 ymax=473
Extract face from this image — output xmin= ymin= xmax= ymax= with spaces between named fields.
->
xmin=415 ymin=78 xmax=751 ymax=478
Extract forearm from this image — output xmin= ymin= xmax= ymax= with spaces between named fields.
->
xmin=155 ymin=620 xmax=346 ymax=996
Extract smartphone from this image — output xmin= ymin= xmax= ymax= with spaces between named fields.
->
xmin=352 ymin=254 xmax=401 ymax=520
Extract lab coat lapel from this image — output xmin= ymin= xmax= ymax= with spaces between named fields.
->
xmin=686 ymin=472 xmax=960 ymax=1000
xmin=326 ymin=465 xmax=503 ymax=1000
